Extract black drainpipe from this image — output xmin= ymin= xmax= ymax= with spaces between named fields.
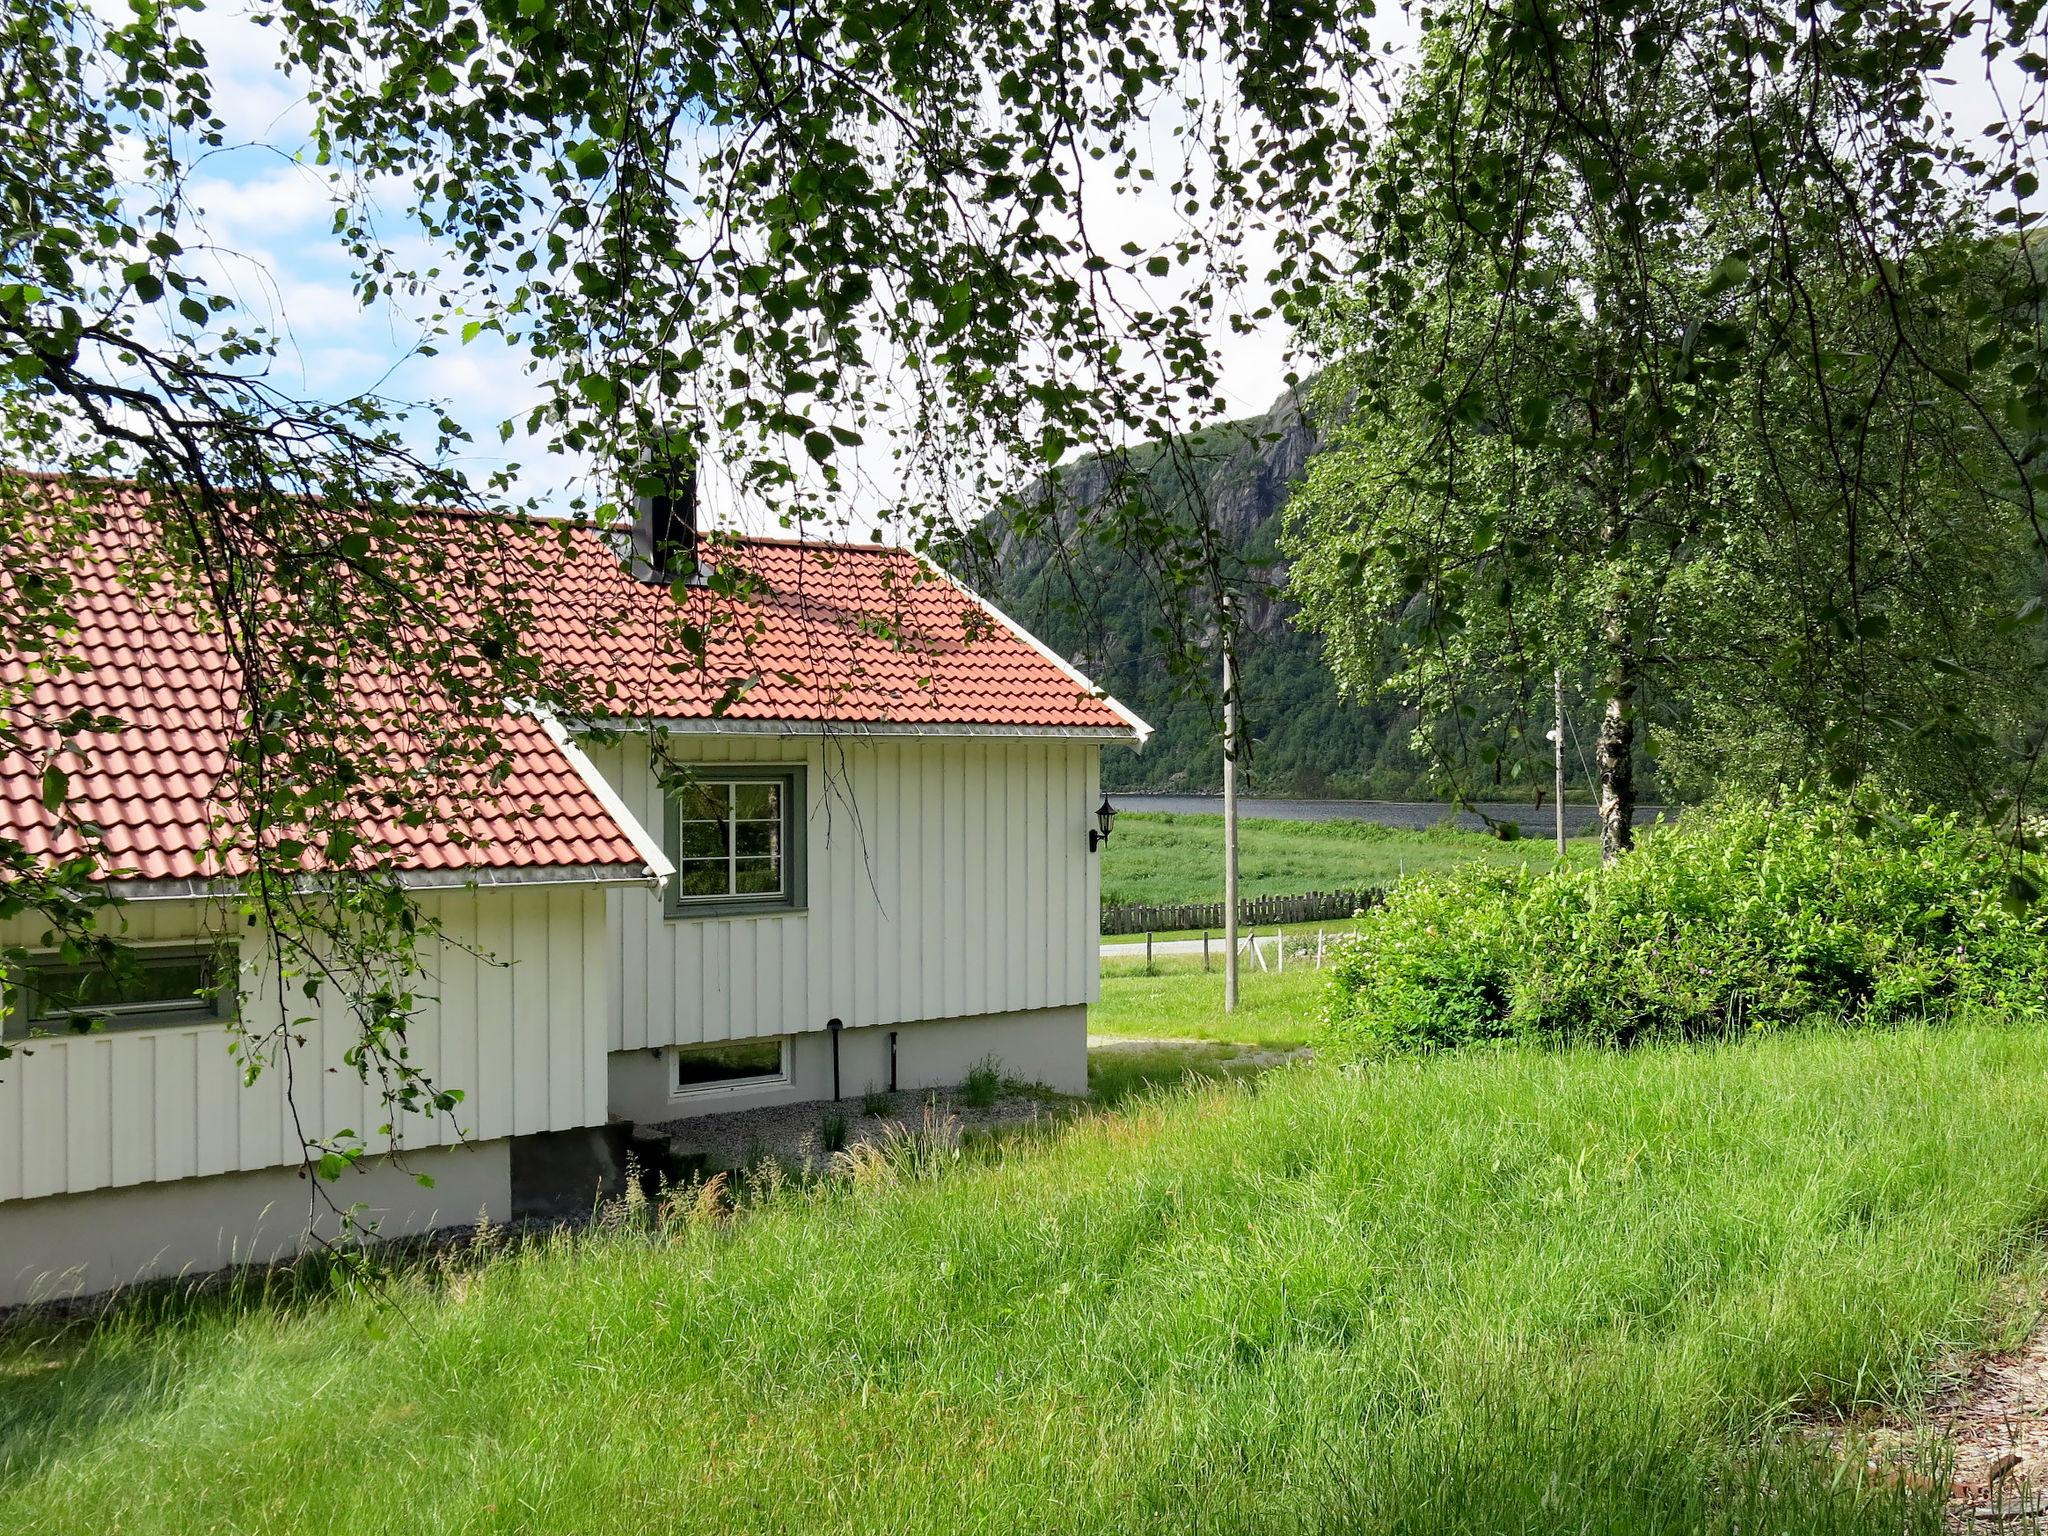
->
xmin=827 ymin=1018 xmax=843 ymax=1102
xmin=888 ymin=1030 xmax=898 ymax=1093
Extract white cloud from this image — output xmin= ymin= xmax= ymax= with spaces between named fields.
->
xmin=184 ymin=163 xmax=342 ymax=247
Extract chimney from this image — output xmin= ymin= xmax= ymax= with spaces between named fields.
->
xmin=630 ymin=451 xmax=702 ymax=585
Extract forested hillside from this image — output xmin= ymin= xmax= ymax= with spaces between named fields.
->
xmin=979 ymin=392 xmax=1438 ymax=798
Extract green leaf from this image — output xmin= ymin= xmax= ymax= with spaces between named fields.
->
xmin=1701 ymin=252 xmax=1750 ymax=297
xmin=2004 ymin=870 xmax=2040 ymax=917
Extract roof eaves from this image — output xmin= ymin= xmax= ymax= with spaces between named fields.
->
xmin=924 ymin=568 xmax=1153 ymax=748
xmin=526 ymin=704 xmax=674 ymax=888
xmin=105 ymin=863 xmax=659 ymax=902
xmin=599 ymin=717 xmax=1143 ymax=743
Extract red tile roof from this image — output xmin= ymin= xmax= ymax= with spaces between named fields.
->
xmin=0 ymin=484 xmax=1140 ymax=885
xmin=525 ymin=525 xmax=1143 ymax=733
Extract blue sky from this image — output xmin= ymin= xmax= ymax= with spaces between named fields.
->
xmin=161 ymin=1 xmax=1305 ymax=538
xmin=162 ymin=6 xmax=575 ymax=510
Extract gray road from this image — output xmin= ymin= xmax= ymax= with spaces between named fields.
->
xmin=1107 ymin=793 xmax=1669 ymax=837
xmin=1101 ymin=937 xmax=1215 ymax=958
xmin=1101 ymin=934 xmax=1316 ymax=959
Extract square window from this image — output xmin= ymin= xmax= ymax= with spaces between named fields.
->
xmin=734 ymin=857 xmax=780 ymax=895
xmin=679 ymin=782 xmax=725 ymax=821
xmin=678 ymin=817 xmax=728 ymax=859
xmin=733 ymin=819 xmax=779 ymax=859
xmin=662 ymin=765 xmax=806 ymax=918
xmin=733 ymin=782 xmax=779 ymax=819
xmin=677 ymin=859 xmax=732 ymax=897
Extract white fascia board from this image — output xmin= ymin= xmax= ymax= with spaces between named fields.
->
xmin=527 ymin=707 xmax=674 ymax=886
xmin=598 ymin=717 xmax=1139 ymax=744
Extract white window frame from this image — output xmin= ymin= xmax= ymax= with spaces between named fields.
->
xmin=670 ymin=1036 xmax=792 ymax=1100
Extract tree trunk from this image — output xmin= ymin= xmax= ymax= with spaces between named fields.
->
xmin=1596 ymin=594 xmax=1636 ymax=863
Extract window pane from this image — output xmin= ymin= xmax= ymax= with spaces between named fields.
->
xmin=733 ymin=782 xmax=779 ymax=819
xmin=679 ymin=782 xmax=727 ymax=822
xmin=674 ymin=1038 xmax=784 ymax=1088
xmin=30 ymin=954 xmax=216 ymax=1022
xmin=733 ymin=819 xmax=780 ymax=860
xmin=678 ymin=817 xmax=728 ymax=859
xmin=666 ymin=772 xmax=800 ymax=912
xmin=677 ymin=859 xmax=734 ymax=897
xmin=734 ymin=857 xmax=781 ymax=895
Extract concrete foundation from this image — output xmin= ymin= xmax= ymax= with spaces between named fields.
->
xmin=0 ymin=1009 xmax=1092 ymax=1304
xmin=606 ymin=1005 xmax=1090 ymax=1123
xmin=0 ymin=1139 xmax=511 ymax=1308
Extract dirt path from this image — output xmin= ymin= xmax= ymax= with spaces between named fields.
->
xmin=1087 ymin=1035 xmax=1313 ymax=1069
xmin=1933 ymin=1303 xmax=2048 ymax=1529
xmin=1851 ymin=1289 xmax=2048 ymax=1530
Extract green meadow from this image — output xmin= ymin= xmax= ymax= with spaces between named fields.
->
xmin=1098 ymin=810 xmax=1597 ymax=908
xmin=3 ymin=1011 xmax=2043 ymax=1535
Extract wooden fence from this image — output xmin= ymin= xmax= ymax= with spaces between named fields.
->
xmin=1101 ymin=887 xmax=1386 ymax=937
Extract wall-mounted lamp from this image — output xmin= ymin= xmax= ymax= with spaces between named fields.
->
xmin=1088 ymin=795 xmax=1117 ymax=852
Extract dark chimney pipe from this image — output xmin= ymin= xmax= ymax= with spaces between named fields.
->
xmin=632 ymin=454 xmax=700 ymax=584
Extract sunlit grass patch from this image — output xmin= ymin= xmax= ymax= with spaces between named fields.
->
xmin=1099 ymin=810 xmax=1594 ymax=908
xmin=1093 ymin=962 xmax=1325 ymax=1048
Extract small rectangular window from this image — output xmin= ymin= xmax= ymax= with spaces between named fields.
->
xmin=5 ymin=944 xmax=234 ymax=1039
xmin=661 ymin=763 xmax=807 ymax=919
xmin=672 ymin=1038 xmax=790 ymax=1097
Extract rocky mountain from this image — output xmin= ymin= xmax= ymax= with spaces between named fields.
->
xmin=980 ymin=391 xmax=1437 ymax=798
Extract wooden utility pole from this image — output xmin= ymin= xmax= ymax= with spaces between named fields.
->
xmin=1553 ymin=667 xmax=1567 ymax=859
xmin=1223 ymin=598 xmax=1240 ymax=1014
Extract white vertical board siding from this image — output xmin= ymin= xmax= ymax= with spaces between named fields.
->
xmin=0 ymin=884 xmax=608 ymax=1202
xmin=596 ymin=734 xmax=1102 ymax=1051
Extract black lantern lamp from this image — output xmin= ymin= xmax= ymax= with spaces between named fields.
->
xmin=1089 ymin=795 xmax=1117 ymax=852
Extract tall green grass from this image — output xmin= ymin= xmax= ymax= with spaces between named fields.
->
xmin=5 ymin=1025 xmax=2045 ymax=1534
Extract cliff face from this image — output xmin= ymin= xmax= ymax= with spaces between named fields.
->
xmin=982 ymin=391 xmax=1434 ymax=797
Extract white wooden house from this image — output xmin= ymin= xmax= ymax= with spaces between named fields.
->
xmin=0 ymin=484 xmax=1146 ymax=1302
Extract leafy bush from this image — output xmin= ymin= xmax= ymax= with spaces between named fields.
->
xmin=1325 ymin=792 xmax=2048 ymax=1057
xmin=1325 ymin=864 xmax=1528 ymax=1051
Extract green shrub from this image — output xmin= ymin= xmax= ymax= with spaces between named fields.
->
xmin=1325 ymin=864 xmax=1530 ymax=1052
xmin=1324 ymin=791 xmax=2048 ymax=1057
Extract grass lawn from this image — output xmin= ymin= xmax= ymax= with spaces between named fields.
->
xmin=1093 ymin=958 xmax=1326 ymax=1048
xmin=1100 ymin=809 xmax=1596 ymax=907
xmin=5 ymin=1023 xmax=2047 ymax=1533
xmin=1084 ymin=1038 xmax=1293 ymax=1107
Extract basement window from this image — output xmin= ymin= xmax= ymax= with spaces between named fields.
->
xmin=672 ymin=1038 xmax=790 ymax=1098
xmin=5 ymin=944 xmax=234 ymax=1039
